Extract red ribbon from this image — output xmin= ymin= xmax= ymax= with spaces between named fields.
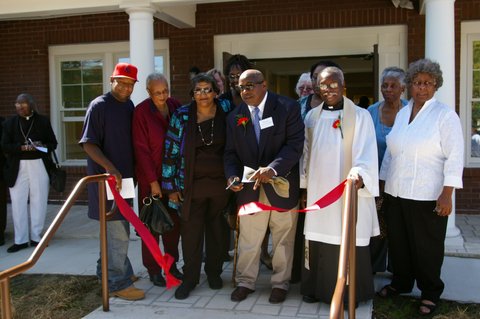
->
xmin=238 ymin=179 xmax=347 ymax=216
xmin=106 ymin=176 xmax=181 ymax=289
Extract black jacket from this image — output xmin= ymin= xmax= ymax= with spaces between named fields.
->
xmin=1 ymin=112 xmax=57 ymax=187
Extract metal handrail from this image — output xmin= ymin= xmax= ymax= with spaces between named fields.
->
xmin=0 ymin=174 xmax=113 ymax=319
xmin=330 ymin=178 xmax=358 ymax=319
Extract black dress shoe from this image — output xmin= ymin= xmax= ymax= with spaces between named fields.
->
xmin=302 ymin=295 xmax=319 ymax=303
xmin=207 ymin=275 xmax=223 ymax=290
xmin=169 ymin=264 xmax=184 ymax=280
xmin=30 ymin=240 xmax=39 ymax=247
xmin=269 ymin=288 xmax=287 ymax=304
xmin=149 ymin=273 xmax=166 ymax=287
xmin=7 ymin=243 xmax=29 ymax=253
xmin=231 ymin=286 xmax=254 ymax=302
xmin=174 ymin=283 xmax=194 ymax=300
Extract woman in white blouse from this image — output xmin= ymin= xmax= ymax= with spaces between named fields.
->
xmin=377 ymin=59 xmax=464 ymax=316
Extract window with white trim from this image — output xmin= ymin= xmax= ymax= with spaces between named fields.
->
xmin=49 ymin=41 xmax=169 ymax=164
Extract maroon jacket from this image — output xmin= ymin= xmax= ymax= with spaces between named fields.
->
xmin=132 ymin=97 xmax=181 ymax=201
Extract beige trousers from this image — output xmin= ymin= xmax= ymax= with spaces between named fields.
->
xmin=236 ymin=187 xmax=298 ymax=291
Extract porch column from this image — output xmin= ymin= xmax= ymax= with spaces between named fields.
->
xmin=123 ymin=5 xmax=156 ymax=104
xmin=424 ymin=0 xmax=463 ymax=245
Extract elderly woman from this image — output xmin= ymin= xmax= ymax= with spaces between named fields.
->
xmin=295 ymin=72 xmax=313 ymax=98
xmin=162 ymin=73 xmax=233 ymax=300
xmin=367 ymin=67 xmax=408 ymax=273
xmin=1 ymin=93 xmax=57 ymax=253
xmin=132 ymin=73 xmax=183 ymax=286
xmin=378 ymin=59 xmax=464 ymax=316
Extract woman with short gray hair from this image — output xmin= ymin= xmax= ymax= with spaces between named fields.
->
xmin=378 ymin=59 xmax=464 ymax=316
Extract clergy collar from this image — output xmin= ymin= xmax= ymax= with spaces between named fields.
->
xmin=323 ymin=98 xmax=344 ymax=111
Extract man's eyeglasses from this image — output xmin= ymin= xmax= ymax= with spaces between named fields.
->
xmin=318 ymin=82 xmax=339 ymax=90
xmin=236 ymin=82 xmax=263 ymax=92
xmin=193 ymin=87 xmax=214 ymax=95
xmin=412 ymin=81 xmax=436 ymax=88
xmin=229 ymin=74 xmax=241 ymax=80
xmin=113 ymin=79 xmax=135 ymax=89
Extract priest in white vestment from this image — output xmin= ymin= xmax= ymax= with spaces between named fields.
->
xmin=299 ymin=66 xmax=380 ymax=304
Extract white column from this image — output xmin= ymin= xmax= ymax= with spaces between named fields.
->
xmin=124 ymin=6 xmax=156 ymax=105
xmin=424 ymin=0 xmax=463 ymax=245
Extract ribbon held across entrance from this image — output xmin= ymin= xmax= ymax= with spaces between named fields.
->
xmin=238 ymin=179 xmax=347 ymax=216
xmin=106 ymin=176 xmax=181 ymax=289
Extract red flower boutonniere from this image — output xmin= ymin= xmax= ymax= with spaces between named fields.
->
xmin=236 ymin=114 xmax=249 ymax=135
xmin=332 ymin=114 xmax=343 ymax=139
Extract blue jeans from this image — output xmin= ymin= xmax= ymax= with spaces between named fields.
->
xmin=96 ymin=220 xmax=134 ymax=292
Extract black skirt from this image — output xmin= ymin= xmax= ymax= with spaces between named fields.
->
xmin=300 ymin=241 xmax=374 ymax=303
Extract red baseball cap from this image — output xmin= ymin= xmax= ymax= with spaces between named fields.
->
xmin=111 ymin=63 xmax=138 ymax=82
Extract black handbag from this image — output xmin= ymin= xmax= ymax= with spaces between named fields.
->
xmin=139 ymin=195 xmax=174 ymax=235
xmin=49 ymin=151 xmax=66 ymax=193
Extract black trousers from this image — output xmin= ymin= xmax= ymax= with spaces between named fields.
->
xmin=0 ymin=180 xmax=7 ymax=240
xmin=385 ymin=194 xmax=447 ymax=303
xmin=180 ymin=194 xmax=228 ymax=286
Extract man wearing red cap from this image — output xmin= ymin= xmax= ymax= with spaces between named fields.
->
xmin=79 ymin=62 xmax=145 ymax=300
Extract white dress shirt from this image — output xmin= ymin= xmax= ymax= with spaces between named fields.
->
xmin=380 ymin=97 xmax=464 ymax=201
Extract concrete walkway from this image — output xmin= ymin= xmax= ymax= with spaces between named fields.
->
xmin=1 ymin=204 xmax=479 ymax=319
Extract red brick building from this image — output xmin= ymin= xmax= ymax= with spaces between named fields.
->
xmin=0 ymin=0 xmax=479 ymax=216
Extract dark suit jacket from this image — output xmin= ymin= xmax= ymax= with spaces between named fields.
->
xmin=1 ymin=113 xmax=58 ymax=187
xmin=224 ymin=91 xmax=305 ymax=210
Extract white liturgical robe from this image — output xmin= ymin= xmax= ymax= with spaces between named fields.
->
xmin=300 ymin=98 xmax=380 ymax=246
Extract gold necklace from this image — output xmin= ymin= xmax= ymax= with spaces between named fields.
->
xmin=197 ymin=118 xmax=214 ymax=146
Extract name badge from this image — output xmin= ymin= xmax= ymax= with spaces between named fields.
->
xmin=259 ymin=117 xmax=274 ymax=130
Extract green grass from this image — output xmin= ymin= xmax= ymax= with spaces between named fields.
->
xmin=3 ymin=274 xmax=480 ymax=319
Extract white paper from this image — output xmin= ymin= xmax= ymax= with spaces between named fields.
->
xmin=34 ymin=145 xmax=48 ymax=153
xmin=242 ymin=166 xmax=258 ymax=183
xmin=105 ymin=177 xmax=135 ymax=200
xmin=259 ymin=117 xmax=274 ymax=130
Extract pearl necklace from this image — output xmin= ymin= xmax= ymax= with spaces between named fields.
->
xmin=197 ymin=118 xmax=214 ymax=146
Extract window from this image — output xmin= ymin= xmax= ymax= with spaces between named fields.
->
xmin=49 ymin=41 xmax=169 ymax=164
xmin=460 ymin=22 xmax=480 ymax=166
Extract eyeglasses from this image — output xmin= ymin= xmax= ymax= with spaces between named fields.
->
xmin=228 ymin=74 xmax=241 ymax=80
xmin=412 ymin=81 xmax=436 ymax=88
xmin=298 ymin=86 xmax=313 ymax=92
xmin=113 ymin=79 xmax=135 ymax=89
xmin=148 ymin=89 xmax=169 ymax=97
xmin=193 ymin=87 xmax=214 ymax=95
xmin=236 ymin=82 xmax=263 ymax=92
xmin=318 ymin=82 xmax=339 ymax=90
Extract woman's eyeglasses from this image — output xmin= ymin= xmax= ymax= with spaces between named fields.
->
xmin=228 ymin=74 xmax=241 ymax=80
xmin=412 ymin=81 xmax=436 ymax=88
xmin=193 ymin=87 xmax=214 ymax=95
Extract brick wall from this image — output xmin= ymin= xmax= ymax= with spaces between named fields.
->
xmin=0 ymin=0 xmax=479 ymax=208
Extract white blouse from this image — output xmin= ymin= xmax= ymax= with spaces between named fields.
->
xmin=380 ymin=97 xmax=464 ymax=201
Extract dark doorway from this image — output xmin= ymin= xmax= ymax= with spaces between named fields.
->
xmin=251 ymin=55 xmax=375 ymax=105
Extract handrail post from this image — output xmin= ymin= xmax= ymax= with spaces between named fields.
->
xmin=99 ymin=180 xmax=109 ymax=311
xmin=1 ymin=278 xmax=12 ymax=319
xmin=348 ymin=187 xmax=357 ymax=319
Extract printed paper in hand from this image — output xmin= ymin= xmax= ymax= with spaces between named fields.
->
xmin=106 ymin=177 xmax=135 ymax=200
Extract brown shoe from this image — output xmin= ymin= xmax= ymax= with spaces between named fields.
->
xmin=231 ymin=286 xmax=255 ymax=302
xmin=269 ymin=288 xmax=287 ymax=304
xmin=110 ymin=285 xmax=145 ymax=301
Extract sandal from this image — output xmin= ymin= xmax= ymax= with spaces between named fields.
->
xmin=419 ymin=300 xmax=437 ymax=316
xmin=377 ymin=284 xmax=399 ymax=298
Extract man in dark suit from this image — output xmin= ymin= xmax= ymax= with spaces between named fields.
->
xmin=224 ymin=69 xmax=304 ymax=304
